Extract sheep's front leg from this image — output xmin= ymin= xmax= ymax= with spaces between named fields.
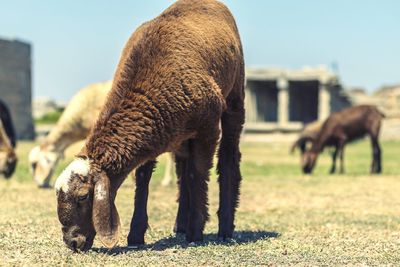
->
xmin=369 ymin=121 xmax=382 ymax=174
xmin=185 ymin=134 xmax=218 ymax=243
xmin=127 ymin=160 xmax=156 ymax=246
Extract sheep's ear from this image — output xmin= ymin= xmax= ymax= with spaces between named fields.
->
xmin=92 ymin=171 xmax=120 ymax=249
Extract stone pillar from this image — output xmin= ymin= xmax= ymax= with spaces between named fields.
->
xmin=277 ymin=77 xmax=289 ymax=127
xmin=318 ymin=81 xmax=330 ymax=121
xmin=244 ymin=86 xmax=257 ymax=123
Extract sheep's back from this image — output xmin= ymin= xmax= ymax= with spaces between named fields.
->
xmin=114 ymin=0 xmax=243 ymax=101
xmin=86 ymin=0 xmax=244 ymax=172
xmin=46 ymin=81 xmax=112 ymax=144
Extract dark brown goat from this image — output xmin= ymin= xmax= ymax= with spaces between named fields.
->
xmin=55 ymin=0 xmax=244 ymax=251
xmin=302 ymin=105 xmax=384 ymax=174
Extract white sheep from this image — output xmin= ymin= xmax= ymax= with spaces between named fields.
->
xmin=29 ymin=81 xmax=112 ymax=187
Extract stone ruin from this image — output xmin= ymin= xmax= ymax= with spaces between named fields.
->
xmin=244 ymin=66 xmax=351 ymax=132
xmin=0 ymin=38 xmax=34 ymax=139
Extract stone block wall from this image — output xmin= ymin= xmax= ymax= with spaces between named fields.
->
xmin=0 ymin=38 xmax=35 ymax=139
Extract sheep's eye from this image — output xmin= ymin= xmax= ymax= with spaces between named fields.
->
xmin=77 ymin=194 xmax=89 ymax=202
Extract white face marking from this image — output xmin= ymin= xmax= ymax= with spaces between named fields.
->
xmin=95 ymin=184 xmax=106 ymax=200
xmin=29 ymin=146 xmax=59 ymax=169
xmin=28 ymin=146 xmax=41 ymax=164
xmin=30 ymin=146 xmax=61 ymax=186
xmin=54 ymin=158 xmax=90 ymax=193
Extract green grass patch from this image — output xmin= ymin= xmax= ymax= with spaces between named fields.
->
xmin=34 ymin=108 xmax=64 ymax=125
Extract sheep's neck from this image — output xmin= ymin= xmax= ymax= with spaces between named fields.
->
xmin=86 ymin=104 xmax=168 ymax=181
xmin=45 ymin=123 xmax=89 ymax=154
xmin=311 ymin=131 xmax=330 ymax=153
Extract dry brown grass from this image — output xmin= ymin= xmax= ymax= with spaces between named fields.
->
xmin=0 ymin=140 xmax=399 ymax=266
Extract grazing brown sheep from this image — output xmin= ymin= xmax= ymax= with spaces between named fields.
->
xmin=0 ymin=100 xmax=17 ymax=178
xmin=302 ymin=105 xmax=384 ymax=174
xmin=55 ymin=0 xmax=244 ymax=251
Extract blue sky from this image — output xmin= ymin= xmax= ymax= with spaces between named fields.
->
xmin=1 ymin=0 xmax=399 ymax=101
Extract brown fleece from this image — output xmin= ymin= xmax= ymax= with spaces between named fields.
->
xmin=87 ymin=1 xmax=242 ymax=173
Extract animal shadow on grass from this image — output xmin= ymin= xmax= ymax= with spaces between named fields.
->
xmin=92 ymin=230 xmax=280 ymax=255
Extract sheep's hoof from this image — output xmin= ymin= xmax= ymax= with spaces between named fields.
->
xmin=127 ymin=235 xmax=145 ymax=246
xmin=38 ymin=183 xmax=52 ymax=189
xmin=371 ymin=166 xmax=382 ymax=174
xmin=185 ymin=232 xmax=203 ymax=243
xmin=127 ymin=245 xmax=140 ymax=249
xmin=217 ymin=229 xmax=233 ymax=241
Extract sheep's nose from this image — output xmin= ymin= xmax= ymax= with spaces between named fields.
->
xmin=62 ymin=227 xmax=87 ymax=252
xmin=71 ymin=240 xmax=78 ymax=251
xmin=303 ymin=166 xmax=312 ymax=174
xmin=66 ymin=235 xmax=87 ymax=252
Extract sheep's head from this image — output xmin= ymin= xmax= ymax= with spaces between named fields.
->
xmin=0 ymin=147 xmax=17 ymax=178
xmin=29 ymin=145 xmax=60 ymax=187
xmin=302 ymin=151 xmax=318 ymax=174
xmin=290 ymin=137 xmax=314 ymax=155
xmin=55 ymin=158 xmax=120 ymax=252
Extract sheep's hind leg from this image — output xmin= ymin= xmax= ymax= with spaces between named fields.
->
xmin=338 ymin=140 xmax=346 ymax=174
xmin=185 ymin=132 xmax=219 ymax=243
xmin=217 ymin=90 xmax=245 ymax=240
xmin=174 ymin=144 xmax=190 ymax=234
xmin=369 ymin=120 xmax=382 ymax=174
xmin=330 ymin=146 xmax=338 ymax=174
xmin=127 ymin=160 xmax=156 ymax=246
xmin=371 ymin=138 xmax=382 ymax=174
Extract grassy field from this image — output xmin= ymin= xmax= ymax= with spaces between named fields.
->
xmin=1 ymin=139 xmax=399 ymax=266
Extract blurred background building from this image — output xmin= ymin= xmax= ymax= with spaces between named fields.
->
xmin=244 ymin=66 xmax=351 ymax=132
xmin=0 ymin=37 xmax=35 ymax=140
xmin=374 ymin=84 xmax=400 ymax=118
